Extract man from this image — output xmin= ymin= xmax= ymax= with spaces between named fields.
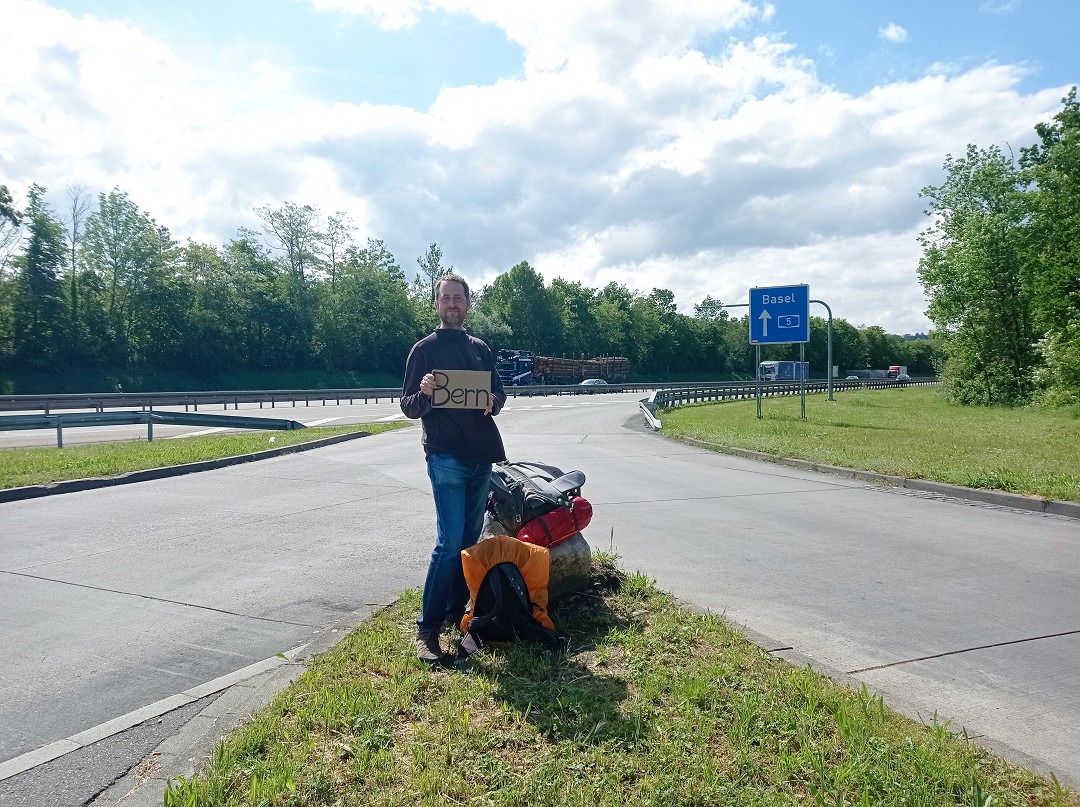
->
xmin=400 ymin=273 xmax=507 ymax=664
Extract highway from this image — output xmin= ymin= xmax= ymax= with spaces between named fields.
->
xmin=1 ymin=391 xmax=1078 ymax=804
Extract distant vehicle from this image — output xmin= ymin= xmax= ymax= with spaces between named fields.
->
xmin=845 ymin=375 xmax=860 ymax=380
xmin=896 ymin=373 xmax=911 ymax=382
xmin=579 ymin=378 xmax=608 ymax=387
xmin=496 ymin=351 xmax=630 ymax=385
xmin=495 ymin=350 xmax=535 ymax=386
xmin=759 ymin=360 xmax=810 ymax=382
xmin=887 ymin=365 xmax=909 ymax=380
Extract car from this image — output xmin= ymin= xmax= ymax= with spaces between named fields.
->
xmin=578 ymin=378 xmax=609 ymax=392
xmin=896 ymin=373 xmax=911 ymax=382
xmin=845 ymin=375 xmax=860 ymax=380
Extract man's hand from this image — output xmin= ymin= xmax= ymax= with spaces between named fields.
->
xmin=419 ymin=373 xmax=436 ymax=397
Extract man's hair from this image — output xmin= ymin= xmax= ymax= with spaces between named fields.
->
xmin=435 ymin=273 xmax=470 ymax=302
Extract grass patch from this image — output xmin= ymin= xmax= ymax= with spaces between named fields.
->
xmin=163 ymin=557 xmax=1077 ymax=806
xmin=660 ymin=386 xmax=1080 ymax=504
xmin=0 ymin=423 xmax=409 ymax=490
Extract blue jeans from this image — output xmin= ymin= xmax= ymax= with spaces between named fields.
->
xmin=419 ymin=453 xmax=492 ymax=632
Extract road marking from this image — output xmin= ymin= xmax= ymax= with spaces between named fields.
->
xmin=304 ymin=417 xmax=344 ymax=426
xmin=163 ymin=427 xmax=229 ymax=439
xmin=375 ymin=413 xmax=409 ymax=421
xmin=0 ymin=644 xmax=308 ymax=781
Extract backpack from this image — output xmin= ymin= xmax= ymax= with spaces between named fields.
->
xmin=457 ymin=561 xmax=568 ymax=661
xmin=488 ymin=461 xmax=587 ymax=534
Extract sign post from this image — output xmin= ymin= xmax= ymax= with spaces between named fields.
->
xmin=749 ymin=284 xmax=810 ymax=419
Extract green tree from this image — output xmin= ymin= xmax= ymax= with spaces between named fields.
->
xmin=315 ymin=238 xmax=417 ymax=373
xmin=918 ymin=145 xmax=1037 ymax=404
xmin=250 ymin=201 xmax=322 ymax=280
xmin=0 ymin=184 xmax=21 ymax=272
xmin=80 ymin=188 xmax=164 ymax=361
xmin=549 ymin=278 xmax=599 ymax=358
xmin=481 ymin=261 xmax=560 ymax=353
xmin=318 ymin=211 xmax=355 ymax=291
xmin=1020 ymin=88 xmax=1080 ymax=405
xmin=0 ymin=185 xmax=22 ymax=366
xmin=10 ymin=186 xmax=69 ymax=368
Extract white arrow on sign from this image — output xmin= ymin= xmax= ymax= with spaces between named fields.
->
xmin=758 ymin=309 xmax=772 ymax=338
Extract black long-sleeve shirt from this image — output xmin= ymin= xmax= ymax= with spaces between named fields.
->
xmin=400 ymin=328 xmax=507 ymax=463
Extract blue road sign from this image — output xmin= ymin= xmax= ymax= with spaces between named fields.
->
xmin=749 ymin=284 xmax=810 ymax=344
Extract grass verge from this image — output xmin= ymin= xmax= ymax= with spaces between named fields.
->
xmin=162 ymin=556 xmax=1076 ymax=807
xmin=660 ymin=386 xmax=1080 ymax=504
xmin=0 ymin=423 xmax=409 ymax=490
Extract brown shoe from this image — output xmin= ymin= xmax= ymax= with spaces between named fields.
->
xmin=415 ymin=629 xmax=449 ymax=665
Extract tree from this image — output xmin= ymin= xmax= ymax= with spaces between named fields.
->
xmin=918 ymin=145 xmax=1037 ymax=404
xmin=251 ymin=201 xmax=323 ymax=280
xmin=318 ymin=211 xmax=355 ymax=291
xmin=481 ymin=261 xmax=560 ymax=353
xmin=80 ymin=188 xmax=163 ymax=361
xmin=548 ymin=278 xmax=599 ymax=358
xmin=1020 ymin=88 xmax=1080 ymax=405
xmin=414 ymin=243 xmax=450 ymax=302
xmin=693 ymin=295 xmax=728 ymax=322
xmin=0 ymin=185 xmax=22 ymax=366
xmin=0 ymin=184 xmax=21 ymax=273
xmin=63 ymin=184 xmax=92 ymax=334
xmin=10 ymin=186 xmax=69 ymax=368
xmin=315 ymin=238 xmax=417 ymax=372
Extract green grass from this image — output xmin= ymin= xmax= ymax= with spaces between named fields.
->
xmin=660 ymin=386 xmax=1080 ymax=504
xmin=0 ymin=424 xmax=409 ymax=490
xmin=162 ymin=557 xmax=1077 ymax=807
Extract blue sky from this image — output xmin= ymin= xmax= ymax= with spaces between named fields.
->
xmin=2 ymin=0 xmax=1077 ymax=334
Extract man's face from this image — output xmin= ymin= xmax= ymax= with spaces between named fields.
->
xmin=434 ymin=280 xmax=470 ymax=328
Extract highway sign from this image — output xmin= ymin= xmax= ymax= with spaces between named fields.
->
xmin=749 ymin=284 xmax=810 ymax=344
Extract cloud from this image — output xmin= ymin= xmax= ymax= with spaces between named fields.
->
xmin=0 ymin=0 xmax=1068 ymax=334
xmin=879 ymin=23 xmax=909 ymax=43
xmin=980 ymin=0 xmax=1023 ymax=12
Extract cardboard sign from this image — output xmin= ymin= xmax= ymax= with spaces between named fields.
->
xmin=431 ymin=369 xmax=493 ymax=410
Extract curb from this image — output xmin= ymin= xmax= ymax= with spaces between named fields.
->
xmin=0 ymin=431 xmax=375 ymax=504
xmin=672 ymin=436 xmax=1080 ymax=520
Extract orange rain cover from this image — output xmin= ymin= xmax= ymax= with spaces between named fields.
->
xmin=460 ymin=534 xmax=556 ymax=632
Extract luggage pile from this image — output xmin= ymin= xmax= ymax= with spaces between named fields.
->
xmin=486 ymin=461 xmax=593 ymax=548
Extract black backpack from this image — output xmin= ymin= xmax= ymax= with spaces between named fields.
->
xmin=456 ymin=561 xmax=568 ymax=661
xmin=488 ymin=461 xmax=586 ymax=533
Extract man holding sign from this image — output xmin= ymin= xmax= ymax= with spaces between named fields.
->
xmin=401 ymin=273 xmax=507 ymax=665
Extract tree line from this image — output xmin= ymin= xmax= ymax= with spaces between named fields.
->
xmin=0 ymin=187 xmax=935 ymax=393
xmin=918 ymin=88 xmax=1079 ymax=407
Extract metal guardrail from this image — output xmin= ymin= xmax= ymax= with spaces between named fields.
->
xmin=0 ymin=381 xmax=717 ymax=415
xmin=0 ymin=411 xmax=306 ymax=448
xmin=638 ymin=378 xmax=939 ymax=430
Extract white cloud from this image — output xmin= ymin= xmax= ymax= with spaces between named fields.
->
xmin=0 ymin=0 xmax=1069 ymax=335
xmin=879 ymin=23 xmax=909 ymax=43
xmin=980 ymin=0 xmax=1022 ymax=12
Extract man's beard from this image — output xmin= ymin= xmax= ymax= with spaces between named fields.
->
xmin=441 ymin=309 xmax=464 ymax=327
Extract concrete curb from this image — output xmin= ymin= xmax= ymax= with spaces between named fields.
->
xmin=0 ymin=431 xmax=375 ymax=504
xmin=672 ymin=436 xmax=1080 ymax=520
xmin=85 ymin=599 xmax=394 ymax=807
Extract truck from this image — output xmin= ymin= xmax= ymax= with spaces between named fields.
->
xmin=495 ymin=351 xmax=631 ymax=386
xmin=495 ymin=350 xmax=536 ymax=386
xmin=758 ymin=360 xmax=810 ymax=382
xmin=886 ymin=365 xmax=909 ymax=381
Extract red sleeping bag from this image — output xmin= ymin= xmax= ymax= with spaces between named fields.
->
xmin=516 ymin=496 xmax=593 ymax=548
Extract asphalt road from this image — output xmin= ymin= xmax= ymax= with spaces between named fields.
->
xmin=1 ymin=392 xmax=1078 ymax=805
